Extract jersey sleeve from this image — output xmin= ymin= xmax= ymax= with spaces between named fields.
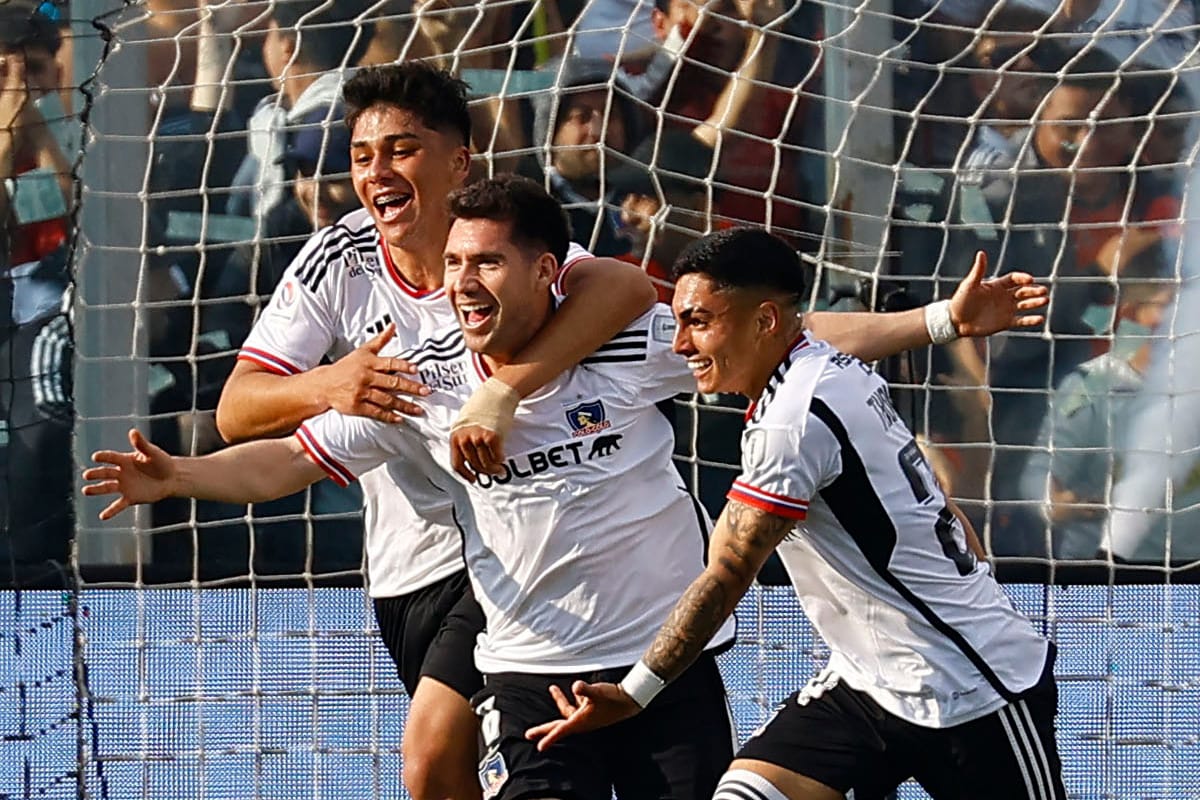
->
xmin=295 ymin=409 xmax=416 ymax=487
xmin=581 ymin=303 xmax=694 ymax=401
xmin=551 ymin=241 xmax=596 ymax=295
xmin=729 ymin=420 xmax=839 ymax=521
xmin=238 ymin=229 xmax=340 ymax=375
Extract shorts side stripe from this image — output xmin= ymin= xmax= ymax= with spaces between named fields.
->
xmin=1016 ymin=699 xmax=1059 ymax=798
xmin=1009 ymin=703 xmax=1050 ymax=800
xmin=715 ymin=783 xmax=768 ymax=800
xmin=999 ymin=705 xmax=1045 ymax=800
xmin=1003 ymin=705 xmax=1041 ymax=796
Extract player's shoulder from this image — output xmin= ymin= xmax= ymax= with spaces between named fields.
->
xmin=286 ymin=209 xmax=380 ymax=291
xmin=757 ymin=336 xmax=875 ymax=424
xmin=579 ymin=302 xmax=673 ymax=367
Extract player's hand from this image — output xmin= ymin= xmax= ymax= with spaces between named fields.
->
xmin=449 ymin=425 xmax=506 ymax=482
xmin=948 ymin=251 xmax=1048 ymax=337
xmin=82 ymin=429 xmax=179 ymax=520
xmin=523 ymin=681 xmax=641 ymax=751
xmin=449 ymin=377 xmax=521 ymax=482
xmin=320 ymin=324 xmax=430 ymax=422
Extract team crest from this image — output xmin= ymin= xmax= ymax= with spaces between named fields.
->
xmin=478 ymin=750 xmax=509 ymax=799
xmin=565 ymin=400 xmax=611 ymax=437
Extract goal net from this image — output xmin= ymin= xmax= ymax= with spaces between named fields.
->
xmin=3 ymin=0 xmax=1200 ymax=797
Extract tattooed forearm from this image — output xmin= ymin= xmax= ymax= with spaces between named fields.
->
xmin=644 ymin=501 xmax=796 ymax=681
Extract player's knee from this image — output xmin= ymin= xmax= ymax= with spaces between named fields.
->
xmin=714 ymin=769 xmax=792 ymax=800
xmin=401 ymin=738 xmax=468 ymax=800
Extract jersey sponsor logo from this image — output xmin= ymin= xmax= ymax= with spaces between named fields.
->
xmin=474 ymin=435 xmax=624 ymax=489
xmin=565 ymin=399 xmax=611 ymax=437
xmin=419 ymin=359 xmax=466 ymax=392
xmin=343 ymin=248 xmax=380 ymax=277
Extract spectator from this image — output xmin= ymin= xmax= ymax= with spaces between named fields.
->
xmin=609 ymin=130 xmax=716 ymax=302
xmin=1018 ymin=238 xmax=1195 ymax=560
xmin=532 ymin=56 xmax=640 ymax=255
xmin=227 ymin=0 xmax=371 ymax=222
xmin=1 ymin=3 xmax=72 ymax=270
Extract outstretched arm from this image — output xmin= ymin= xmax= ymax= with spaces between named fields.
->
xmin=524 ymin=500 xmax=794 ymax=749
xmin=450 ymin=257 xmax=657 ymax=479
xmin=83 ymin=429 xmax=326 ymax=520
xmin=806 ymin=251 xmax=1048 ymax=363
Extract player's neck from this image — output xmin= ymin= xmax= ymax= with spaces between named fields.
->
xmin=384 ymin=238 xmax=446 ymax=291
xmin=744 ymin=322 xmax=806 ymax=399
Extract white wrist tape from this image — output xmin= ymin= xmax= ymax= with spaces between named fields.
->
xmin=619 ymin=660 xmax=667 ymax=709
xmin=451 ymin=377 xmax=520 ymax=438
xmin=924 ymin=299 xmax=959 ymax=345
xmin=662 ymin=24 xmax=686 ymax=59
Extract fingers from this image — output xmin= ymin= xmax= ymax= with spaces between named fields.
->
xmin=452 ymin=437 xmax=487 ymax=482
xmin=362 ymin=323 xmax=396 ymax=353
xmin=90 ymin=450 xmax=131 ymax=467
xmin=966 ymin=250 xmax=987 ymax=285
xmin=367 ymin=368 xmax=430 ymax=398
xmin=359 ymin=389 xmax=426 ymax=420
xmin=460 ymin=430 xmax=505 ymax=476
xmin=99 ymin=497 xmax=130 ymax=521
xmin=1011 ymin=314 xmax=1046 ymax=328
xmin=82 ymin=466 xmax=120 ymax=484
xmin=81 ymin=479 xmax=120 ymax=496
xmin=548 ymin=684 xmax=578 ymax=717
xmin=524 ymin=719 xmax=564 ymax=742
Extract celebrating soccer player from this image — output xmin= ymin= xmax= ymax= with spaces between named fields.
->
xmin=88 ymin=175 xmax=1050 ymax=800
xmin=526 ymin=227 xmax=1066 ymax=800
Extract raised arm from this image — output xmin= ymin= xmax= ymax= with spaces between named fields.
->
xmin=524 ymin=499 xmax=793 ymax=749
xmin=449 ymin=256 xmax=657 ymax=478
xmin=82 ymin=428 xmax=326 ymax=519
xmin=216 ymin=325 xmax=429 ymax=443
xmin=806 ymin=252 xmax=1048 ymax=363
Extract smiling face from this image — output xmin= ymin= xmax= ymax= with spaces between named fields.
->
xmin=444 ymin=217 xmax=556 ymax=364
xmin=671 ymin=273 xmax=769 ymax=396
xmin=350 ymin=102 xmax=471 ymax=255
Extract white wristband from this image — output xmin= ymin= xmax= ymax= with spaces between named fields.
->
xmin=619 ymin=660 xmax=667 ymax=709
xmin=924 ymin=299 xmax=959 ymax=345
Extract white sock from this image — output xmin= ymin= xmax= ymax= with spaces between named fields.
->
xmin=713 ymin=768 xmax=792 ymax=800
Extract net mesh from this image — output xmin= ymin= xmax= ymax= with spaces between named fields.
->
xmin=3 ymin=0 xmax=1200 ymax=797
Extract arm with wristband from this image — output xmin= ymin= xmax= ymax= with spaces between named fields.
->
xmin=524 ymin=498 xmax=794 ymax=747
xmin=803 ymin=251 xmax=1047 ymax=362
xmin=449 ymin=255 xmax=657 ymax=480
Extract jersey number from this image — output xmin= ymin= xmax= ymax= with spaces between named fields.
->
xmin=897 ymin=439 xmax=976 ymax=576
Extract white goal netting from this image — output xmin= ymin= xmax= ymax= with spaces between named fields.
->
xmin=3 ymin=0 xmax=1200 ymax=797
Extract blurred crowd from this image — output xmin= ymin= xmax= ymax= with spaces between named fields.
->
xmin=2 ymin=0 xmax=1197 ymax=572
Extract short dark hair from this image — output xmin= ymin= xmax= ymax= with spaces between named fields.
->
xmin=448 ymin=174 xmax=571 ymax=268
xmin=672 ymin=228 xmax=806 ymax=301
xmin=0 ymin=6 xmax=61 ymax=55
xmin=343 ymin=62 xmax=471 ymax=147
xmin=269 ymin=0 xmax=372 ymax=71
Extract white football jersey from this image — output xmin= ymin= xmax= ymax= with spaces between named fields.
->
xmin=300 ymin=304 xmax=736 ymax=673
xmin=734 ymin=335 xmax=1050 ymax=728
xmin=239 ymin=207 xmax=593 ymax=598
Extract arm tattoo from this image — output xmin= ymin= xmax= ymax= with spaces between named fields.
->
xmin=644 ymin=501 xmax=796 ymax=681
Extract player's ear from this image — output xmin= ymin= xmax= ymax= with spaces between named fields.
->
xmin=535 ymin=251 xmax=557 ymax=287
xmin=756 ymin=300 xmax=782 ymax=337
xmin=451 ymin=146 xmax=471 ymax=178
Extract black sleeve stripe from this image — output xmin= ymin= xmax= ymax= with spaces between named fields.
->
xmin=608 ymin=329 xmax=648 ymax=340
xmin=808 ymin=397 xmax=1020 ymax=702
xmin=581 ymin=354 xmax=648 ymax=364
xmin=398 ymin=329 xmax=464 ymax=362
xmin=293 ymin=225 xmax=377 ymax=291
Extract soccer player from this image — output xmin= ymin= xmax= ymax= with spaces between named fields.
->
xmin=526 ymin=228 xmax=1067 ymax=800
xmin=89 ymin=177 xmax=1049 ymax=800
xmin=214 ymin=63 xmax=660 ymax=800
xmin=211 ymin=62 xmax=1050 ymax=800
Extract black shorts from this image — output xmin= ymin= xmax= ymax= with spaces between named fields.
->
xmin=472 ymin=652 xmax=734 ymax=800
xmin=373 ymin=569 xmax=484 ymax=700
xmin=737 ymin=650 xmax=1066 ymax=800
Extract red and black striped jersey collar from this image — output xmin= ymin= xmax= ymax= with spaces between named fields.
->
xmin=379 ymin=236 xmax=445 ymax=299
xmin=745 ymin=333 xmax=810 ymax=422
